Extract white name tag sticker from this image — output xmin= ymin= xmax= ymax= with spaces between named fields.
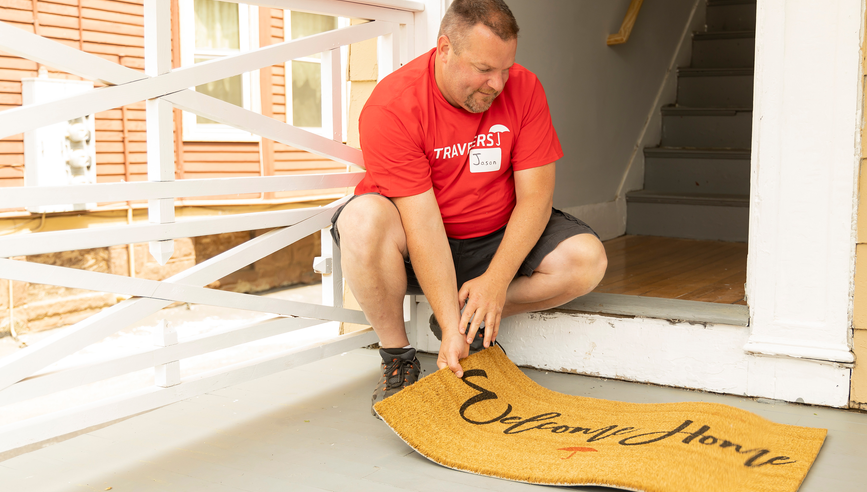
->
xmin=469 ymin=147 xmax=502 ymax=173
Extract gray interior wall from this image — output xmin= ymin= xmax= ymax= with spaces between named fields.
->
xmin=509 ymin=0 xmax=700 ymax=209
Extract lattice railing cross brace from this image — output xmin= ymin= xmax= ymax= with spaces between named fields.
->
xmin=0 ymin=206 xmax=355 ymax=393
xmin=0 ymin=19 xmax=391 ymax=153
xmin=0 ymin=0 xmax=422 ymax=455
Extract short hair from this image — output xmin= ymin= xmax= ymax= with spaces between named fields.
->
xmin=438 ymin=0 xmax=519 ymax=54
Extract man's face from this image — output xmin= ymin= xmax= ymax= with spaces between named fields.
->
xmin=437 ymin=24 xmax=517 ymax=113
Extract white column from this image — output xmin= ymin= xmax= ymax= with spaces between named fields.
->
xmin=144 ymin=0 xmax=175 ymax=265
xmin=316 ymin=230 xmax=343 ymax=310
xmin=376 ymin=23 xmax=399 ymax=82
xmin=745 ymin=1 xmax=860 ymax=370
xmin=154 ymin=320 xmax=180 ymax=387
xmin=322 ymin=48 xmax=342 ymax=143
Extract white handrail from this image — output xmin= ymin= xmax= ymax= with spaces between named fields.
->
xmin=0 ymin=173 xmax=364 ymax=209
xmin=0 ymin=0 xmax=413 ymax=456
xmin=0 ymin=21 xmax=392 ymax=139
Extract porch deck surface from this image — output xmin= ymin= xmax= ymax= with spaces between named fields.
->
xmin=595 ymin=235 xmax=748 ymax=305
xmin=1 ymin=349 xmax=864 ymax=492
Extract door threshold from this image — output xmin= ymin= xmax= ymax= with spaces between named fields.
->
xmin=556 ymin=292 xmax=749 ymax=326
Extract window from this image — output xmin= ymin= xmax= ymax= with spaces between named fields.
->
xmin=179 ymin=0 xmax=261 ymax=141
xmin=285 ymin=11 xmax=349 ymax=137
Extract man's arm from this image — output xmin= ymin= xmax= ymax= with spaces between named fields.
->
xmin=391 ymin=189 xmax=469 ymax=377
xmin=458 ymin=162 xmax=556 ymax=346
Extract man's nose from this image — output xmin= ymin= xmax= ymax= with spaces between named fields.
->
xmin=487 ymin=72 xmax=506 ymax=93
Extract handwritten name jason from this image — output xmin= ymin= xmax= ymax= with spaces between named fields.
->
xmin=459 ymin=369 xmax=797 ymax=468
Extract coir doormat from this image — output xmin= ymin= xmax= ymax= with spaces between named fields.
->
xmin=374 ymin=346 xmax=826 ymax=492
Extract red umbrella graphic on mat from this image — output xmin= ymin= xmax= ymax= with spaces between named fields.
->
xmin=558 ymin=447 xmax=598 ymax=459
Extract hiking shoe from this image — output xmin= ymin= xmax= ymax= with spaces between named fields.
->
xmin=372 ymin=347 xmax=422 ymax=418
xmin=429 ymin=314 xmax=485 ymax=353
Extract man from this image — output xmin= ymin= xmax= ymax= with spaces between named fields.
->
xmin=330 ymin=0 xmax=608 ymax=415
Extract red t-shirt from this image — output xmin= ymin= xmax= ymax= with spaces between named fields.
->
xmin=355 ymin=48 xmax=563 ymax=239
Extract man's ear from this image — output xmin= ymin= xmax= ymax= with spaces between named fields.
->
xmin=436 ymin=34 xmax=452 ymax=62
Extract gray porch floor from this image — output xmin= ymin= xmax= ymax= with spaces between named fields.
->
xmin=1 ymin=349 xmax=865 ymax=492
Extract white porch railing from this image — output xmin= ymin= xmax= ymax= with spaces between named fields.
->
xmin=0 ymin=0 xmax=420 ymax=455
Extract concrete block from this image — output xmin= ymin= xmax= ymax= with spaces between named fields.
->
xmin=25 ymin=247 xmax=111 ymax=273
xmin=194 ymin=232 xmax=253 ymax=265
xmin=24 ymin=292 xmax=116 ymax=321
xmin=173 ymin=237 xmax=195 ymax=259
xmin=25 ymin=307 xmax=103 ymax=333
xmin=135 ymin=257 xmax=196 ymax=281
xmin=108 ymin=245 xmax=130 ymax=277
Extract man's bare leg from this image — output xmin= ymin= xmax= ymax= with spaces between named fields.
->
xmin=335 ymin=195 xmax=411 ymax=349
xmin=502 ymin=233 xmax=608 ymax=318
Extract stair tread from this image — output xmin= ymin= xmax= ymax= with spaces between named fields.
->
xmin=707 ymin=0 xmax=756 ymax=6
xmin=662 ymin=106 xmax=752 ymax=115
xmin=644 ymin=147 xmax=751 ymax=159
xmin=678 ymin=67 xmax=754 ymax=77
xmin=694 ymin=30 xmax=755 ymax=40
xmin=627 ymin=191 xmax=749 ymax=207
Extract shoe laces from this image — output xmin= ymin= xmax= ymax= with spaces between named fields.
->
xmin=383 ymin=357 xmax=419 ymax=390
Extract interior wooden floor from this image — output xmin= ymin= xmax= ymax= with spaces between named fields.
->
xmin=594 ymin=235 xmax=748 ymax=305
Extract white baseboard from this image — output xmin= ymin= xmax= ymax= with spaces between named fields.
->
xmin=562 ymin=198 xmax=627 ymax=241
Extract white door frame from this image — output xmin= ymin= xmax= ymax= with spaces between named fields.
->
xmin=744 ymin=1 xmax=861 ymax=371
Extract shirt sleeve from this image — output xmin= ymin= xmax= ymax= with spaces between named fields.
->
xmin=510 ymin=77 xmax=563 ymax=171
xmin=358 ymin=105 xmax=432 ymax=197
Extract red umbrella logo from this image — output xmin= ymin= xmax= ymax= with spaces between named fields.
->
xmin=558 ymin=447 xmax=598 ymax=459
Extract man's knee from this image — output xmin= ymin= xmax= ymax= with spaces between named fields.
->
xmin=545 ymin=234 xmax=608 ymax=297
xmin=336 ymin=195 xmax=407 ymax=260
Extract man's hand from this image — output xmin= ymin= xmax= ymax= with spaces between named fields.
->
xmin=436 ymin=327 xmax=469 ymax=377
xmin=393 ymin=189 xmax=465 ymax=377
xmin=458 ymin=273 xmax=509 ymax=349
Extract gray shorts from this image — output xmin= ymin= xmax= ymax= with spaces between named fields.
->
xmin=330 ymin=193 xmax=599 ymax=295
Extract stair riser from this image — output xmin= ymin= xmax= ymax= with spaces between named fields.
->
xmin=644 ymin=157 xmax=750 ymax=195
xmin=677 ymin=74 xmax=753 ymax=107
xmin=706 ymin=3 xmax=757 ymax=32
xmin=692 ymin=37 xmax=755 ymax=68
xmin=661 ymin=112 xmax=752 ymax=148
xmin=626 ymin=202 xmax=749 ymax=242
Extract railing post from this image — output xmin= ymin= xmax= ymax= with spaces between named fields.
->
xmin=144 ymin=0 xmax=175 ymax=265
xmin=376 ymin=23 xmax=399 ymax=82
xmin=154 ymin=320 xmax=180 ymax=387
xmin=319 ymin=46 xmax=345 ymax=315
xmin=322 ymin=48 xmax=343 ymax=143
xmin=315 ymin=229 xmax=343 ymax=310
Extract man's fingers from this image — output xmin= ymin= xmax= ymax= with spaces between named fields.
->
xmin=458 ymin=284 xmax=470 ymax=307
xmin=467 ymin=312 xmax=484 ymax=344
xmin=447 ymin=350 xmax=463 ymax=378
xmin=484 ymin=312 xmax=498 ymax=348
xmin=458 ymin=308 xmax=472 ymax=335
xmin=465 ymin=320 xmax=478 ymax=345
xmin=437 ymin=356 xmax=447 ymax=371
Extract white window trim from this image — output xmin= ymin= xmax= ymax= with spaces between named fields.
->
xmin=179 ymin=0 xmax=262 ymax=142
xmin=284 ymin=12 xmax=350 ymax=140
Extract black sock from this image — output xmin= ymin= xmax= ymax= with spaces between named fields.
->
xmin=382 ymin=346 xmax=412 ymax=355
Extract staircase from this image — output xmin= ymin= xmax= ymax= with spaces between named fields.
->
xmin=626 ymin=0 xmax=756 ymax=242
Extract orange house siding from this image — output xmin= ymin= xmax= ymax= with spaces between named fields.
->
xmin=0 ymin=0 xmax=346 ymax=209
